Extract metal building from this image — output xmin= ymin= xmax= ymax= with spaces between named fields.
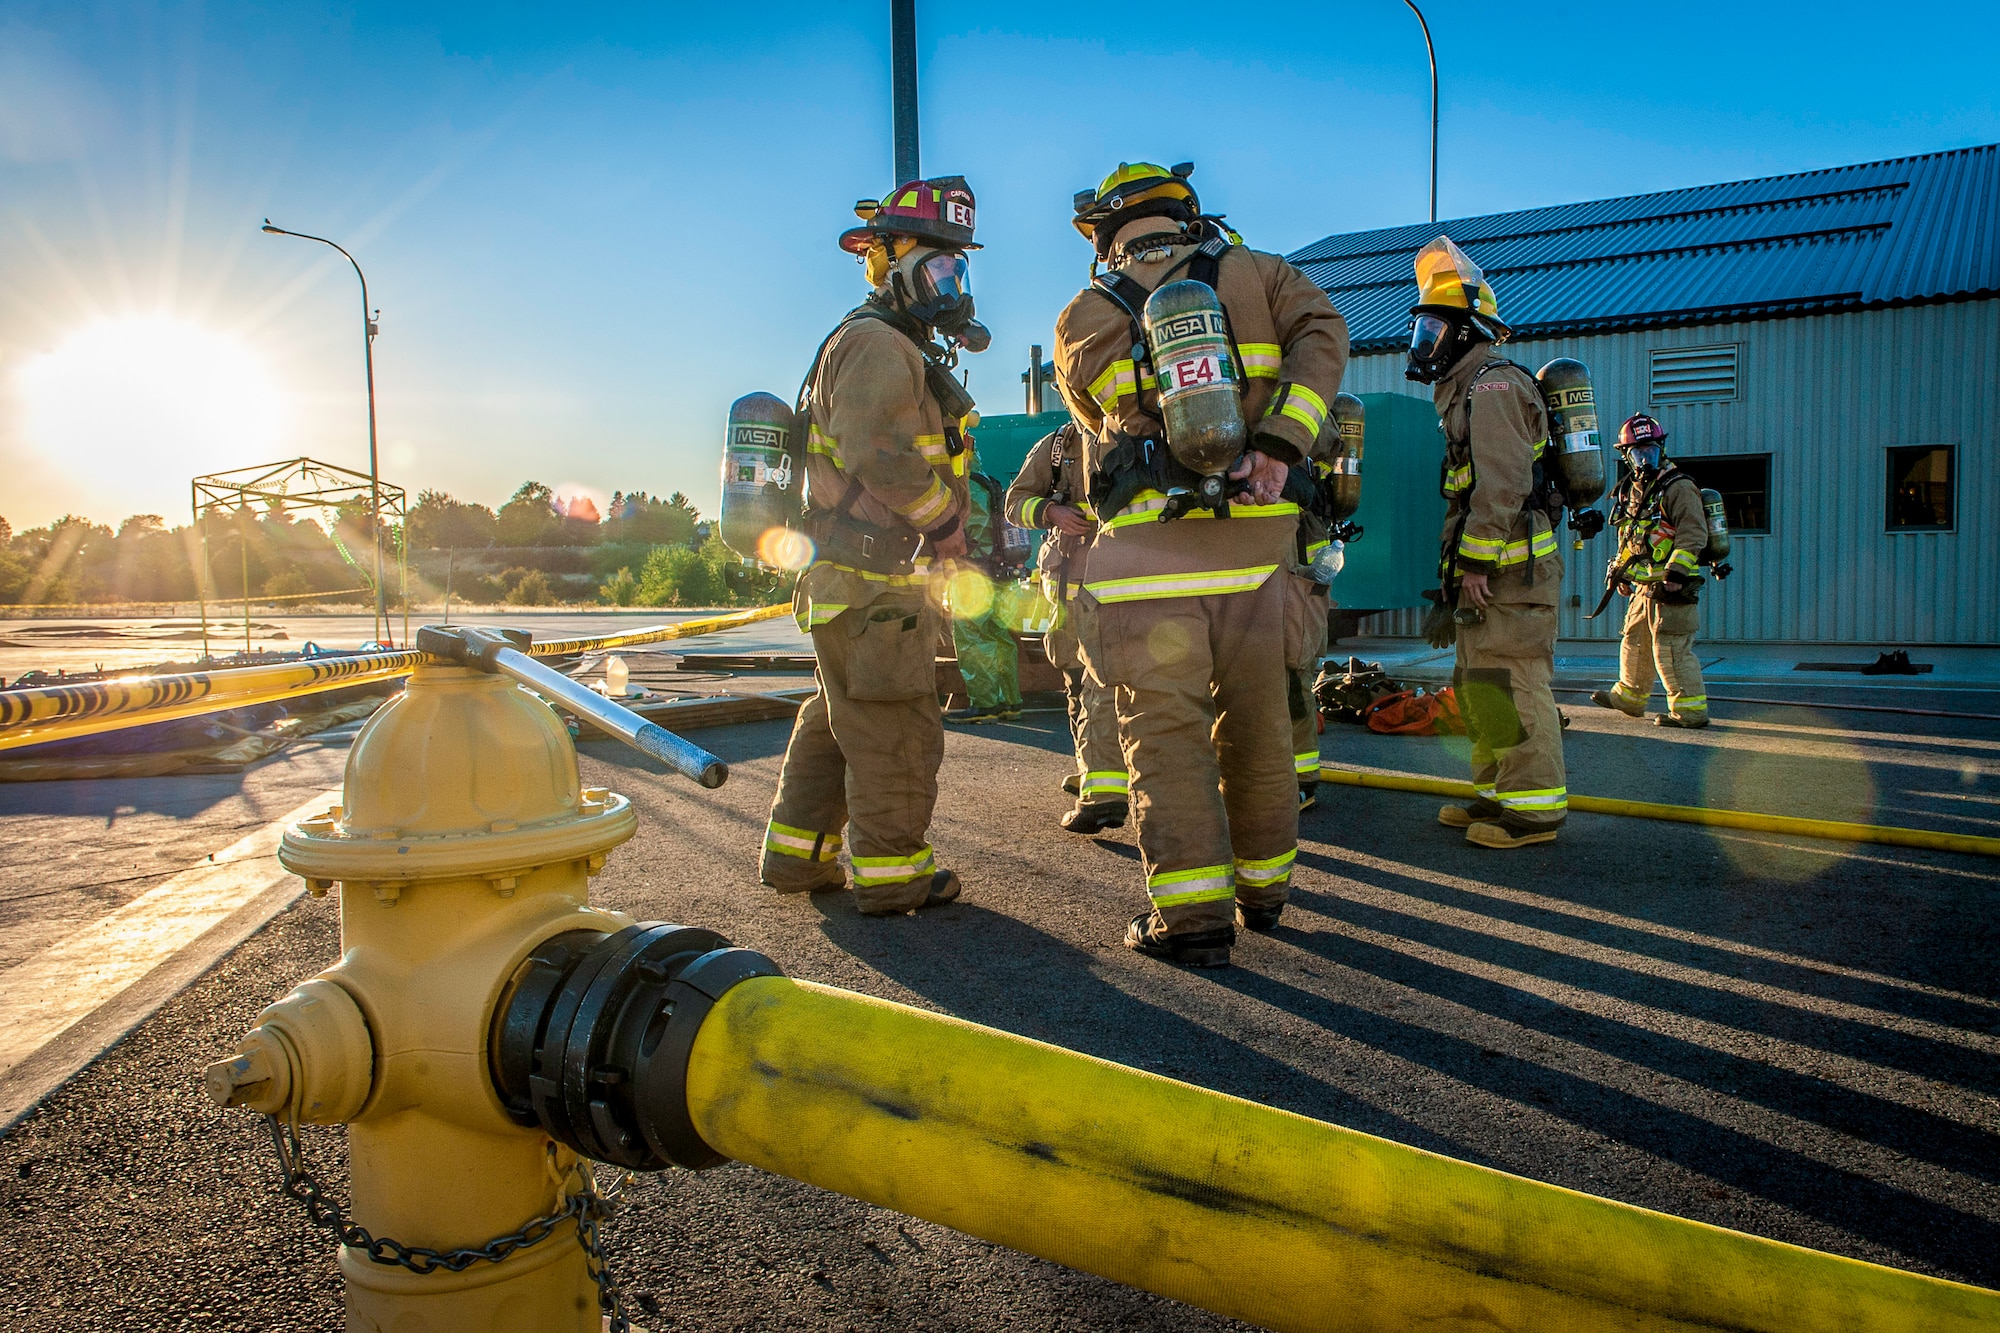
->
xmin=1291 ymin=144 xmax=2000 ymax=644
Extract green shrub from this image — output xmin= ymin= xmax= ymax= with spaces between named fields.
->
xmin=601 ymin=567 xmax=639 ymax=607
xmin=506 ymin=569 xmax=555 ymax=605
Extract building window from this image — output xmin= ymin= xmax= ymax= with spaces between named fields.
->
xmin=1676 ymin=454 xmax=1771 ymax=534
xmin=1886 ymin=446 xmax=1955 ymax=531
xmin=1649 ymin=344 xmax=1739 ymax=404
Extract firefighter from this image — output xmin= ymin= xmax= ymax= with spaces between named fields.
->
xmin=1406 ymin=236 xmax=1567 ymax=849
xmin=1007 ymin=420 xmax=1129 ymax=833
xmin=761 ymin=176 xmax=983 ymax=915
xmin=1055 ymin=161 xmax=1349 ymax=967
xmin=1592 ymin=414 xmax=1711 ymax=728
xmin=945 ymin=435 xmax=1025 ymax=725
xmin=1286 ymin=421 xmax=1343 ymax=812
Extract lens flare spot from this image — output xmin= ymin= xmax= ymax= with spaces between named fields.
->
xmin=1701 ymin=710 xmax=1877 ymax=882
xmin=757 ymin=527 xmax=814 ymax=571
xmin=1146 ymin=618 xmax=1190 ymax=667
xmin=947 ymin=567 xmax=994 ymax=619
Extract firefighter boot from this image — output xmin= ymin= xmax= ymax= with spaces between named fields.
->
xmin=1125 ymin=912 xmax=1234 ymax=968
xmin=1466 ymin=818 xmax=1561 ymax=849
xmin=1438 ymin=798 xmax=1505 ymax=829
xmin=1061 ymin=801 xmax=1128 ymax=834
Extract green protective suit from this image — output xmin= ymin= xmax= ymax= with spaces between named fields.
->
xmin=952 ymin=472 xmax=1022 ymax=711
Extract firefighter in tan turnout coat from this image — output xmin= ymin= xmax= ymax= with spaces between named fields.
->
xmin=1406 ymin=237 xmax=1568 ymax=849
xmin=1006 ymin=421 xmax=1130 ymax=833
xmin=1055 ymin=161 xmax=1349 ymax=967
xmin=1593 ymin=412 xmax=1711 ymax=728
xmin=761 ymin=177 xmax=985 ymax=915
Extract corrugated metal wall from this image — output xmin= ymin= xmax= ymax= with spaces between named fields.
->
xmin=1335 ymin=302 xmax=1999 ymax=644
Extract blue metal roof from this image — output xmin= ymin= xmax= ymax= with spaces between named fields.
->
xmin=1290 ymin=144 xmax=2000 ymax=352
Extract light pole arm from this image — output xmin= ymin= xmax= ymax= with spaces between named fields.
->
xmin=263 ymin=219 xmax=387 ymax=643
xmin=1402 ymin=1 xmax=1438 ymax=224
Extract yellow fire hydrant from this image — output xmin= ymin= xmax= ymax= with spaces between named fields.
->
xmin=205 ymin=641 xmax=641 ymax=1331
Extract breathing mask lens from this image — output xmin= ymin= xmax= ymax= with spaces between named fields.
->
xmin=917 ymin=251 xmax=970 ymax=306
xmin=1407 ymin=314 xmax=1451 ymax=363
xmin=1626 ymin=445 xmax=1662 ymax=472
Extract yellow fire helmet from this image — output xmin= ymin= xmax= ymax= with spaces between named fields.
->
xmin=1072 ymin=161 xmax=1200 ymax=247
xmin=1412 ymin=235 xmax=1509 ymax=337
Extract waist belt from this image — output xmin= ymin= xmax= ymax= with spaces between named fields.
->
xmin=805 ymin=509 xmax=921 ymax=575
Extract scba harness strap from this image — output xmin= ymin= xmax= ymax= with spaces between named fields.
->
xmin=1441 ymin=359 xmax=1564 ymax=588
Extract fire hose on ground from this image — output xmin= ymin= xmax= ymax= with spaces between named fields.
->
xmin=1318 ymin=765 xmax=2000 ymax=859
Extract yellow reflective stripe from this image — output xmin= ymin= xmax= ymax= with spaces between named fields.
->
xmin=800 ymin=601 xmax=849 ymax=629
xmin=1458 ymin=528 xmax=1559 ymax=567
xmin=915 ymin=433 xmax=951 ymax=464
xmin=1238 ymin=342 xmax=1282 ymax=378
xmin=1271 ymin=383 xmax=1328 ymax=435
xmin=897 ymin=476 xmax=953 ymax=529
xmin=807 ymin=424 xmax=842 ymax=466
xmin=1304 ymin=539 xmax=1331 ymax=562
xmin=1022 ymin=496 xmax=1047 ymax=527
xmin=1667 ymin=548 xmax=1700 ymax=573
xmin=1671 ymin=695 xmax=1708 ymax=710
xmin=1088 ymin=360 xmax=1136 ymax=409
xmin=1085 ymin=564 xmax=1279 ymax=603
xmin=1103 ymin=491 xmax=1300 ymax=531
xmin=1294 ymin=751 xmax=1321 ymax=776
xmin=1081 ymin=770 xmax=1129 ymax=796
xmin=1496 ymin=787 xmax=1567 ymax=812
xmin=1612 ymin=682 xmax=1647 ymax=704
xmin=1475 ymin=784 xmax=1497 ymax=800
xmin=764 ymin=821 xmax=842 ymax=861
xmin=851 ymin=845 xmax=937 ymax=884
xmin=1234 ymin=850 xmax=1296 ymax=885
xmin=1444 ymin=464 xmax=1472 ymax=493
xmin=1148 ymin=864 xmax=1234 ymax=908
xmin=812 ymin=562 xmax=929 ymax=585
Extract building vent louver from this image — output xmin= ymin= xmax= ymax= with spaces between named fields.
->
xmin=1649 ymin=344 xmax=1738 ymax=405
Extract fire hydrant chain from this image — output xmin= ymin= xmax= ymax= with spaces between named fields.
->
xmin=262 ymin=1116 xmax=634 ymax=1328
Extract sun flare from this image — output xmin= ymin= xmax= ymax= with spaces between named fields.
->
xmin=13 ymin=315 xmax=287 ymax=487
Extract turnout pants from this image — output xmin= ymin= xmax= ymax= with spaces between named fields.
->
xmin=1288 ymin=575 xmax=1331 ymax=789
xmin=763 ymin=595 xmax=945 ymax=912
xmin=1453 ymin=601 xmax=1567 ymax=830
xmin=1048 ymin=602 xmax=1128 ymax=808
xmin=950 ymin=604 xmax=1020 ymax=711
xmin=1614 ymin=594 xmax=1706 ymax=718
xmin=1083 ymin=573 xmax=1297 ymax=936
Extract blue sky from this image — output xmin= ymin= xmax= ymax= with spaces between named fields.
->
xmin=4 ymin=1 xmax=1997 ymax=530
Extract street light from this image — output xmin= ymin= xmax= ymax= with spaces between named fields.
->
xmin=261 ymin=219 xmax=388 ymax=644
xmin=1402 ymin=1 xmax=1439 ymax=224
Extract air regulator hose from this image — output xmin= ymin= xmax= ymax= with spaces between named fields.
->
xmin=489 ymin=923 xmax=785 ymax=1171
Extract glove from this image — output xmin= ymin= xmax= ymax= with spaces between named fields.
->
xmin=1419 ymin=589 xmax=1457 ymax=649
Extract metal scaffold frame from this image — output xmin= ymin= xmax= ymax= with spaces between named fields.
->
xmin=191 ymin=457 xmax=409 ymax=658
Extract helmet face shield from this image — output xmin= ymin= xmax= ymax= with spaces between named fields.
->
xmin=1622 ymin=444 xmax=1662 ymax=472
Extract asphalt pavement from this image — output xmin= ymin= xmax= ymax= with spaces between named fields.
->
xmin=0 ymin=673 xmax=1996 ymax=1330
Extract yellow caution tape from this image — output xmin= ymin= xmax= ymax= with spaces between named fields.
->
xmin=1320 ymin=765 xmax=2000 ymax=859
xmin=0 ymin=603 xmax=794 ymax=753
xmin=690 ymin=976 xmax=2000 ymax=1332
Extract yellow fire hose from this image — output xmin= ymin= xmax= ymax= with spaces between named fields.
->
xmin=1319 ymin=765 xmax=2000 ymax=859
xmin=0 ymin=602 xmax=792 ymax=753
xmin=686 ymin=976 xmax=2000 ymax=1332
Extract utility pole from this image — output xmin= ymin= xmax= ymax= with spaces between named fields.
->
xmin=1403 ymin=1 xmax=1439 ymax=223
xmin=891 ymin=0 xmax=920 ymax=183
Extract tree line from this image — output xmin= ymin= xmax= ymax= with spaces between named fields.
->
xmin=0 ymin=482 xmax=754 ymax=609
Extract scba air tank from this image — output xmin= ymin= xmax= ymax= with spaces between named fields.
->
xmin=1142 ymin=279 xmax=1247 ymax=477
xmin=717 ymin=392 xmax=801 ymax=563
xmin=1699 ymin=488 xmax=1732 ymax=566
xmin=1535 ymin=358 xmax=1606 ymax=507
xmin=1327 ymin=392 xmax=1366 ymax=521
